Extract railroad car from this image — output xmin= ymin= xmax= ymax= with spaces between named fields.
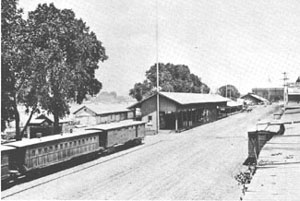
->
xmin=1 ymin=145 xmax=17 ymax=184
xmin=86 ymin=120 xmax=146 ymax=152
xmin=3 ymin=129 xmax=103 ymax=177
xmin=1 ymin=120 xmax=146 ymax=183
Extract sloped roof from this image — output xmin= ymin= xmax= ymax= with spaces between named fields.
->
xmin=227 ymin=100 xmax=243 ymax=107
xmin=129 ymin=92 xmax=228 ymax=108
xmin=241 ymin=93 xmax=269 ymax=103
xmin=73 ymin=103 xmax=131 ymax=115
xmin=29 ymin=119 xmax=48 ymax=125
xmin=159 ymin=92 xmax=228 ymax=105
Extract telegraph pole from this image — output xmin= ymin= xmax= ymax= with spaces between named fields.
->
xmin=156 ymin=0 xmax=160 ymax=134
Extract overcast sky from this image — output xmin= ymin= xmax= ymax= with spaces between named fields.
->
xmin=18 ymin=0 xmax=300 ymax=95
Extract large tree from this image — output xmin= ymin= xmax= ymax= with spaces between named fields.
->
xmin=1 ymin=0 xmax=31 ymax=136
xmin=25 ymin=3 xmax=108 ymax=134
xmin=217 ymin=84 xmax=241 ymax=100
xmin=129 ymin=63 xmax=210 ymax=101
xmin=1 ymin=2 xmax=108 ymax=139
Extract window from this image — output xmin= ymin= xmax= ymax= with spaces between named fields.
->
xmin=55 ymin=145 xmax=58 ymax=150
xmin=65 ymin=143 xmax=67 ymax=148
xmin=32 ymin=150 xmax=35 ymax=156
xmin=74 ymin=141 xmax=77 ymax=146
xmin=60 ymin=144 xmax=63 ymax=149
xmin=148 ymin=116 xmax=152 ymax=122
xmin=38 ymin=148 xmax=42 ymax=154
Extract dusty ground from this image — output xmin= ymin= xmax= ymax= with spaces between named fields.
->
xmin=2 ymin=105 xmax=279 ymax=200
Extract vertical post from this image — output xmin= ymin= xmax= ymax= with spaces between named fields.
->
xmin=155 ymin=0 xmax=159 ymax=134
xmin=175 ymin=112 xmax=178 ymax=132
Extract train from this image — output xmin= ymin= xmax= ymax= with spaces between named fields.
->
xmin=1 ymin=120 xmax=146 ymax=185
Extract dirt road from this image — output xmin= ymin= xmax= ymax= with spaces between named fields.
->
xmin=2 ymin=105 xmax=279 ymax=200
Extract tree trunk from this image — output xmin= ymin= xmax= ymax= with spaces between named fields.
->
xmin=13 ymin=97 xmax=21 ymax=141
xmin=20 ymin=107 xmax=37 ymax=139
xmin=53 ymin=110 xmax=60 ymax=134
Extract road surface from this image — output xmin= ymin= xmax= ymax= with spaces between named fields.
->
xmin=2 ymin=105 xmax=279 ymax=200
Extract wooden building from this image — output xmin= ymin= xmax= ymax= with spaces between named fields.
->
xmin=27 ymin=114 xmax=73 ymax=138
xmin=73 ymin=104 xmax=134 ymax=126
xmin=128 ymin=92 xmax=228 ymax=132
xmin=241 ymin=93 xmax=270 ymax=105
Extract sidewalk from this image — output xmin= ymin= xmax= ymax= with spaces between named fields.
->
xmin=243 ymin=110 xmax=300 ymax=201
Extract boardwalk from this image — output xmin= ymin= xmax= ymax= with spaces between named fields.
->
xmin=243 ymin=110 xmax=300 ymax=201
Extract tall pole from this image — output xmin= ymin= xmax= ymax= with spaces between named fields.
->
xmin=156 ymin=0 xmax=160 ymax=134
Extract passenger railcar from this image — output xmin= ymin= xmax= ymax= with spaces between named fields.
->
xmin=4 ymin=129 xmax=103 ymax=175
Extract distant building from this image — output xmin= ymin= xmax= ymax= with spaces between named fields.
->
xmin=241 ymin=93 xmax=270 ymax=105
xmin=73 ymin=104 xmax=134 ymax=126
xmin=286 ymin=82 xmax=300 ymax=107
xmin=27 ymin=114 xmax=73 ymax=138
xmin=128 ymin=92 xmax=228 ymax=132
xmin=252 ymin=88 xmax=283 ymax=102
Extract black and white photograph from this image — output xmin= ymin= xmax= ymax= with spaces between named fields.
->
xmin=1 ymin=0 xmax=300 ymax=200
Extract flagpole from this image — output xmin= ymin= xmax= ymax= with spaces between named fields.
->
xmin=156 ymin=0 xmax=160 ymax=134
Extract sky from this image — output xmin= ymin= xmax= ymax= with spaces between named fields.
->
xmin=18 ymin=0 xmax=300 ymax=96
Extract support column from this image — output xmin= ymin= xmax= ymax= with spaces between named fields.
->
xmin=175 ymin=112 xmax=178 ymax=132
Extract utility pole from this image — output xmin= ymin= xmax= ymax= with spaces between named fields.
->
xmin=156 ymin=0 xmax=160 ymax=134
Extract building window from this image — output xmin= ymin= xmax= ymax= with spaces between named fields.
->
xmin=148 ymin=116 xmax=152 ymax=122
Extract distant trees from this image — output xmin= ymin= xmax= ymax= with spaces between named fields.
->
xmin=129 ymin=63 xmax=210 ymax=101
xmin=1 ymin=1 xmax=108 ymax=139
xmin=217 ymin=85 xmax=240 ymax=100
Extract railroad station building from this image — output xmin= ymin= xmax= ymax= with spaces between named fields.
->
xmin=128 ymin=92 xmax=228 ymax=132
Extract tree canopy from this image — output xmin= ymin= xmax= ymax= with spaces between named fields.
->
xmin=217 ymin=84 xmax=241 ymax=100
xmin=129 ymin=63 xmax=210 ymax=101
xmin=1 ymin=1 xmax=108 ymax=139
